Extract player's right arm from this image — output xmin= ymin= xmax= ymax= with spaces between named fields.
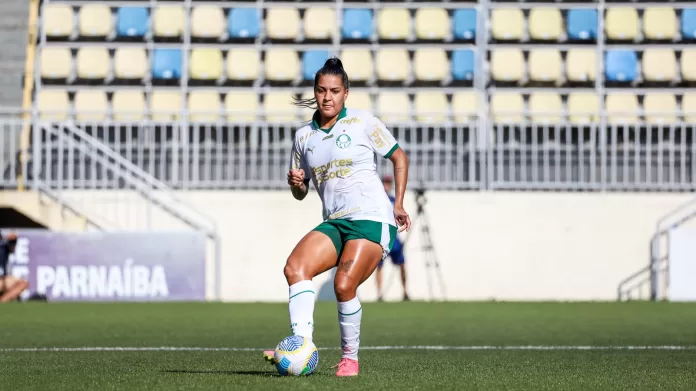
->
xmin=288 ymin=135 xmax=311 ymax=201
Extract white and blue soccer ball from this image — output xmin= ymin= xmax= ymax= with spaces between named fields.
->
xmin=273 ymin=335 xmax=319 ymax=376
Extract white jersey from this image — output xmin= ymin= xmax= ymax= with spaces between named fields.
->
xmin=290 ymin=107 xmax=399 ymax=226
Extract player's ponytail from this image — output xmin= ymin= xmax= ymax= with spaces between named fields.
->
xmin=292 ymin=57 xmax=350 ymax=109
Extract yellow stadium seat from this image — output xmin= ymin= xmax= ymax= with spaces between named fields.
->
xmin=605 ymin=8 xmax=639 ymax=41
xmin=76 ymin=48 xmax=109 ymax=80
xmin=266 ymin=8 xmax=300 ymax=40
xmin=414 ymin=49 xmax=448 ymax=83
xmin=191 ymin=6 xmax=225 ymax=40
xmin=566 ymin=49 xmax=596 ymax=82
xmin=491 ymin=9 xmax=524 ymax=41
xmin=74 ymin=90 xmax=108 ymax=121
xmin=264 ymin=49 xmax=300 ymax=82
xmin=528 ymin=49 xmax=562 ymax=84
xmin=150 ymin=90 xmax=182 ymax=121
xmin=188 ymin=91 xmax=221 ymax=122
xmin=680 ymin=50 xmax=696 ymax=82
xmin=226 ymin=49 xmax=260 ymax=82
xmin=642 ymin=48 xmax=677 ymax=83
xmin=40 ymin=47 xmax=72 ymax=79
xmin=263 ymin=91 xmax=298 ymax=124
xmin=376 ymin=92 xmax=411 ymax=123
xmin=43 ymin=4 xmax=74 ymax=38
xmin=377 ymin=9 xmax=410 ymax=40
xmin=112 ymin=91 xmax=146 ymax=121
xmin=347 ymin=91 xmax=372 ymax=112
xmin=682 ymin=93 xmax=696 ymax=123
xmin=37 ymin=90 xmax=69 ymax=121
xmin=225 ymin=91 xmax=260 ymax=122
xmin=490 ymin=48 xmax=524 ymax=83
xmin=643 ymin=93 xmax=678 ymax=124
xmin=643 ymin=8 xmax=677 ymax=41
xmin=153 ymin=5 xmax=184 ymax=39
xmin=190 ymin=49 xmax=223 ymax=81
xmin=78 ymin=4 xmax=112 ymax=38
xmin=490 ymin=92 xmax=524 ymax=123
xmin=304 ymin=8 xmax=335 ymax=40
xmin=113 ymin=48 xmax=147 ymax=80
xmin=528 ymin=92 xmax=564 ymax=124
xmin=340 ymin=49 xmax=373 ymax=82
xmin=451 ymin=91 xmax=479 ymax=123
xmin=376 ymin=48 xmax=409 ymax=82
xmin=567 ymin=92 xmax=599 ymax=124
xmin=414 ymin=8 xmax=449 ymax=41
xmin=528 ymin=9 xmax=563 ymax=41
xmin=606 ymin=93 xmax=639 ymax=125
xmin=414 ymin=92 xmax=448 ymax=124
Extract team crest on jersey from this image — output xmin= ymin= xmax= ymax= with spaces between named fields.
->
xmin=335 ymin=134 xmax=352 ymax=149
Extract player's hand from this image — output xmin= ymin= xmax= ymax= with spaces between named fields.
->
xmin=394 ymin=205 xmax=411 ymax=233
xmin=287 ymin=169 xmax=306 ymax=188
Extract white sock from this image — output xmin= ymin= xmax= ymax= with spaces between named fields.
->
xmin=288 ymin=280 xmax=315 ymax=340
xmin=338 ymin=296 xmax=362 ymax=361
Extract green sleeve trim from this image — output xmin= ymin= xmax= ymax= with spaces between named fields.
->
xmin=383 ymin=143 xmax=399 ymax=159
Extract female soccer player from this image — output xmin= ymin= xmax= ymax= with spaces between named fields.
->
xmin=263 ymin=58 xmax=411 ymax=377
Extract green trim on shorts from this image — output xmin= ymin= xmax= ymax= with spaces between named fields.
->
xmin=313 ymin=219 xmax=397 ymax=259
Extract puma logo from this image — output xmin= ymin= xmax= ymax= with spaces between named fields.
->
xmin=307 ymin=146 xmax=315 ymax=154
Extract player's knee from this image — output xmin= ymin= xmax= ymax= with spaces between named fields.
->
xmin=284 ymin=259 xmax=309 ymax=284
xmin=333 ymin=275 xmax=357 ymax=301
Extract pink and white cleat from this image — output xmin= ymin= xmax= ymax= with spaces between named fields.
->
xmin=334 ymin=357 xmax=359 ymax=377
xmin=263 ymin=350 xmax=277 ymax=364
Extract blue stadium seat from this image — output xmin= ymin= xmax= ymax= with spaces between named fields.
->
xmin=152 ymin=49 xmax=182 ymax=80
xmin=451 ymin=49 xmax=475 ymax=81
xmin=116 ymin=7 xmax=148 ymax=38
xmin=682 ymin=9 xmax=696 ymax=40
xmin=605 ymin=50 xmax=638 ymax=82
xmin=453 ymin=9 xmax=477 ymax=40
xmin=567 ymin=9 xmax=597 ymax=41
xmin=342 ymin=9 xmax=373 ymax=40
xmin=228 ymin=8 xmax=260 ymax=39
xmin=303 ymin=50 xmax=329 ymax=80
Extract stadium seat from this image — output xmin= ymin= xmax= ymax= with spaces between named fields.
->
xmin=347 ymin=91 xmax=372 ymax=112
xmin=37 ymin=90 xmax=69 ymax=120
xmin=642 ymin=48 xmax=677 ymax=83
xmin=415 ymin=8 xmax=449 ymax=41
xmin=566 ymin=49 xmax=596 ymax=83
xmin=414 ymin=92 xmax=448 ymax=124
xmin=490 ymin=48 xmax=524 ymax=83
xmin=528 ymin=49 xmax=562 ymax=84
xmin=340 ymin=49 xmax=373 ymax=83
xmin=113 ymin=48 xmax=147 ymax=80
xmin=683 ymin=93 xmax=696 ymax=123
xmin=303 ymin=50 xmax=330 ymax=81
xmin=264 ymin=49 xmax=300 ymax=82
xmin=116 ymin=7 xmax=148 ymax=39
xmin=188 ymin=91 xmax=221 ymax=122
xmin=490 ymin=92 xmax=524 ymax=123
xmin=643 ymin=93 xmax=678 ymax=124
xmin=42 ymin=4 xmax=74 ymax=39
xmin=74 ymin=90 xmax=108 ymax=121
xmin=567 ymin=92 xmax=599 ymax=124
xmin=152 ymin=49 xmax=182 ymax=80
xmin=153 ymin=5 xmax=184 ymax=39
xmin=304 ymin=8 xmax=335 ymax=41
xmin=150 ymin=90 xmax=182 ymax=121
xmin=228 ymin=8 xmax=260 ymax=39
xmin=76 ymin=48 xmax=109 ymax=80
xmin=605 ymin=93 xmax=639 ymax=125
xmin=376 ymin=92 xmax=410 ymax=123
xmin=490 ymin=9 xmax=524 ymax=41
xmin=452 ymin=9 xmax=477 ymax=41
xmin=682 ymin=9 xmax=696 ymax=40
xmin=643 ymin=8 xmax=676 ymax=41
xmin=266 ymin=8 xmax=300 ymax=41
xmin=605 ymin=8 xmax=638 ymax=41
xmin=451 ymin=91 xmax=479 ymax=123
xmin=40 ymin=47 xmax=72 ymax=80
xmin=451 ymin=50 xmax=475 ymax=82
xmin=263 ymin=91 xmax=298 ymax=123
xmin=342 ymin=9 xmax=373 ymax=40
xmin=377 ymin=9 xmax=410 ymax=41
xmin=376 ymin=48 xmax=409 ymax=82
xmin=189 ymin=49 xmax=223 ymax=81
xmin=528 ymin=9 xmax=563 ymax=41
xmin=528 ymin=92 xmax=563 ymax=124
xmin=191 ymin=6 xmax=225 ymax=40
xmin=112 ymin=90 xmax=145 ymax=121
xmin=414 ymin=49 xmax=448 ymax=83
xmin=226 ymin=49 xmax=260 ymax=82
xmin=78 ymin=4 xmax=112 ymax=38
xmin=225 ymin=91 xmax=259 ymax=122
xmin=681 ymin=49 xmax=696 ymax=82
xmin=567 ymin=9 xmax=597 ymax=41
xmin=604 ymin=50 xmax=638 ymax=82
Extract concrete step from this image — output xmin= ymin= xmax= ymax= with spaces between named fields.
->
xmin=0 ymin=191 xmax=89 ymax=232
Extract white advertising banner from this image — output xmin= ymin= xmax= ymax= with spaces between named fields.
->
xmin=668 ymin=228 xmax=696 ymax=301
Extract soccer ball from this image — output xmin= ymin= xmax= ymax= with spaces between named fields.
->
xmin=273 ymin=335 xmax=319 ymax=376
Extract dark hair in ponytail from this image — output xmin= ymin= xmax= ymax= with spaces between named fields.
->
xmin=292 ymin=57 xmax=350 ymax=109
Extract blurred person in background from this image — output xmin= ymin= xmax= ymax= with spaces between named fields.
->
xmin=0 ymin=232 xmax=29 ymax=303
xmin=375 ymin=175 xmax=409 ymax=302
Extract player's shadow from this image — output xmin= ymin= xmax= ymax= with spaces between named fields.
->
xmin=163 ymin=369 xmax=276 ymax=377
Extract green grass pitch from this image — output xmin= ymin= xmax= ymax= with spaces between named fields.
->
xmin=1 ymin=301 xmax=696 ymax=390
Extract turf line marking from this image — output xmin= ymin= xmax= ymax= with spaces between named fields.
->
xmin=2 ymin=345 xmax=696 ymax=353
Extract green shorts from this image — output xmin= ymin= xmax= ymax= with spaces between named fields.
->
xmin=313 ymin=219 xmax=398 ymax=260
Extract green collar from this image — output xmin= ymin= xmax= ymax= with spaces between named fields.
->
xmin=312 ymin=107 xmax=347 ymax=134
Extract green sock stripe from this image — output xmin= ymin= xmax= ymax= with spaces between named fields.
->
xmin=338 ymin=307 xmax=362 ymax=316
xmin=289 ymin=290 xmax=315 ymax=299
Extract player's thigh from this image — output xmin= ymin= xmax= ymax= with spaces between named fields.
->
xmin=1 ymin=276 xmax=18 ymax=290
xmin=337 ymin=239 xmax=384 ymax=286
xmin=286 ymin=228 xmax=339 ymax=276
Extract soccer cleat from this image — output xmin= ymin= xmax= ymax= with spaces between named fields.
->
xmin=263 ymin=350 xmax=277 ymax=364
xmin=333 ymin=357 xmax=359 ymax=377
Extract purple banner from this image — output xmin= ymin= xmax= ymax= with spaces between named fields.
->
xmin=7 ymin=230 xmax=206 ymax=301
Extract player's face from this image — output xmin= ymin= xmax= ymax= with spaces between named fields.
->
xmin=384 ymin=181 xmax=393 ymax=192
xmin=315 ymin=75 xmax=348 ymax=120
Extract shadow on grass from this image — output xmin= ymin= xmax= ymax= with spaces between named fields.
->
xmin=163 ymin=369 xmax=277 ymax=377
